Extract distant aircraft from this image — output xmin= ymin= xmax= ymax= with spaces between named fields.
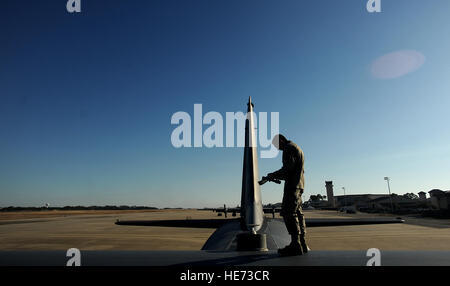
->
xmin=1 ymin=98 xmax=449 ymax=266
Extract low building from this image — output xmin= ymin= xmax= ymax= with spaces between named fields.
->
xmin=335 ymin=194 xmax=428 ymax=213
xmin=335 ymin=194 xmax=390 ymax=208
xmin=368 ymin=195 xmax=428 ymax=212
xmin=429 ymin=189 xmax=450 ymax=210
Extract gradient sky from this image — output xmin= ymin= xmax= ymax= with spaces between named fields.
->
xmin=1 ymin=0 xmax=450 ymax=208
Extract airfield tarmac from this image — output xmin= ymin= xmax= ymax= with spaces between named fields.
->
xmin=0 ymin=210 xmax=449 ymax=251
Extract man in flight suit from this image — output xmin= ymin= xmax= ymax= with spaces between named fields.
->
xmin=265 ymin=134 xmax=309 ymax=256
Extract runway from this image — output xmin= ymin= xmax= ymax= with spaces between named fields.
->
xmin=0 ymin=209 xmax=449 ymax=251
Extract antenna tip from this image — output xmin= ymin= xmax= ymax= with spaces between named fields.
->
xmin=247 ymin=97 xmax=254 ymax=109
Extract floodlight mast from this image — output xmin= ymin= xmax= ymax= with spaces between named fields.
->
xmin=384 ymin=177 xmax=394 ymax=213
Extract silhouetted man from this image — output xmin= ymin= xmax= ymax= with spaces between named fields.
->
xmin=265 ymin=134 xmax=309 ymax=256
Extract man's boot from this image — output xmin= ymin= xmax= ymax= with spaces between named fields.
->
xmin=278 ymin=244 xmax=303 ymax=256
xmin=300 ymin=235 xmax=310 ymax=253
xmin=278 ymin=235 xmax=303 ymax=256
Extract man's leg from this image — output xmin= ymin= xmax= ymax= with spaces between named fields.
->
xmin=279 ymin=192 xmax=303 ymax=256
xmin=283 ymin=214 xmax=302 ymax=248
xmin=279 ymin=213 xmax=303 ymax=256
xmin=296 ymin=193 xmax=309 ymax=253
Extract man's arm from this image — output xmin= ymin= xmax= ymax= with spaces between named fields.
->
xmin=267 ymin=147 xmax=297 ymax=180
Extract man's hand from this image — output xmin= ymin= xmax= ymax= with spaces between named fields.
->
xmin=258 ymin=175 xmax=281 ymax=186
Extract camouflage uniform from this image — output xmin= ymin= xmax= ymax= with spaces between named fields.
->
xmin=269 ymin=140 xmax=306 ymax=249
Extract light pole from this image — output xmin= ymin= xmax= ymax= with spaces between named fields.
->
xmin=384 ymin=177 xmax=394 ymax=213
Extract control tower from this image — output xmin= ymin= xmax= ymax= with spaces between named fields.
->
xmin=325 ymin=181 xmax=335 ymax=207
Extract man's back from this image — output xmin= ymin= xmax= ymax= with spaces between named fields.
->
xmin=282 ymin=141 xmax=304 ymax=191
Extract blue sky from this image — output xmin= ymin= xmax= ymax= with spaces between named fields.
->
xmin=1 ymin=0 xmax=450 ymax=208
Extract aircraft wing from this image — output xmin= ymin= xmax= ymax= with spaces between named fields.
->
xmin=1 ymin=250 xmax=450 ymax=266
xmin=115 ymin=217 xmax=405 ymax=228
